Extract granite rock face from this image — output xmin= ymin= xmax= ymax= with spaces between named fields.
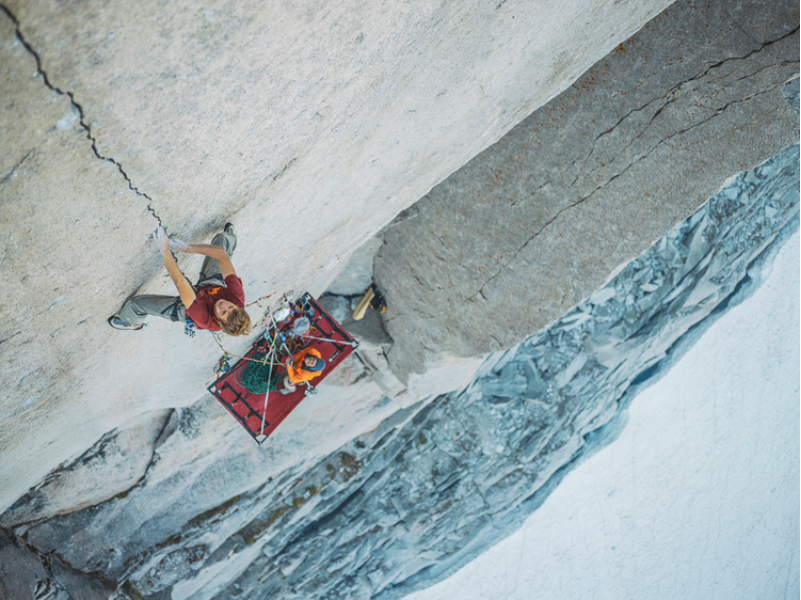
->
xmin=374 ymin=0 xmax=800 ymax=384
xmin=1 ymin=2 xmax=798 ymax=598
xmin=3 ymin=145 xmax=797 ymax=600
xmin=0 ymin=528 xmax=116 ymax=600
xmin=324 ymin=236 xmax=384 ymax=297
xmin=318 ymin=294 xmax=392 ymax=352
xmin=783 ymin=77 xmax=800 ymax=116
xmin=0 ymin=0 xmax=673 ymax=513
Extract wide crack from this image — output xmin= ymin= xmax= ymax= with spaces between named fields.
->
xmin=0 ymin=4 xmax=164 ymax=226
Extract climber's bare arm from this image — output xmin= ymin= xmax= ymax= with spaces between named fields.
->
xmin=161 ymin=250 xmax=196 ymax=309
xmin=182 ymin=243 xmax=236 ymax=279
xmin=152 ymin=226 xmax=196 ymax=309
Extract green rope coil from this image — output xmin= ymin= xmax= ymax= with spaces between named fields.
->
xmin=239 ymin=353 xmax=284 ymax=394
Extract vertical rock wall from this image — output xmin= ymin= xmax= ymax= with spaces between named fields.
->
xmin=3 ymin=144 xmax=796 ymax=600
xmin=0 ymin=0 xmax=673 ymax=514
xmin=1 ymin=1 xmax=797 ymax=598
xmin=375 ymin=0 xmax=799 ymax=384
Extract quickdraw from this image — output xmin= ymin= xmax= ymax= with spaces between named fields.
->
xmin=216 ymin=354 xmax=231 ymax=375
xmin=184 ymin=317 xmax=197 ymax=338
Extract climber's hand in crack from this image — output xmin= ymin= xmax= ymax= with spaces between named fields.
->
xmin=162 ymin=231 xmax=235 ymax=307
xmin=109 ymin=223 xmax=249 ymax=335
xmin=167 ymin=234 xmax=235 ymax=281
xmin=153 ymin=226 xmax=196 ymax=309
xmin=152 ymin=225 xmax=170 ymax=253
xmin=172 ymin=242 xmax=236 ymax=280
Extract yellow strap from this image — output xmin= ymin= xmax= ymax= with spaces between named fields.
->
xmin=352 ymin=287 xmax=375 ymax=321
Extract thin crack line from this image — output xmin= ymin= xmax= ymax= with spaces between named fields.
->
xmin=578 ymin=59 xmax=796 ymax=189
xmin=569 ymin=26 xmax=799 ymax=187
xmin=0 ymin=526 xmax=119 ymax=595
xmin=5 ymin=409 xmax=174 ymax=534
xmin=0 ymin=4 xmax=164 ymax=225
xmin=461 ymin=82 xmax=789 ymax=309
xmin=0 ymin=331 xmax=22 ymax=345
xmin=611 ymin=57 xmax=798 ymax=164
xmin=727 ymin=14 xmax=758 ymax=47
xmin=1 ymin=148 xmax=33 ymax=185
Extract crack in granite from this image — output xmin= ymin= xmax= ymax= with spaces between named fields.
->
xmin=571 ymin=26 xmax=799 ymax=188
xmin=2 ymin=525 xmax=120 ymax=597
xmin=0 ymin=331 xmax=23 ymax=345
xmin=1 ymin=148 xmax=34 ymax=185
xmin=461 ymin=32 xmax=798 ymax=308
xmin=0 ymin=4 xmax=164 ymax=226
xmin=5 ymin=410 xmax=174 ymax=533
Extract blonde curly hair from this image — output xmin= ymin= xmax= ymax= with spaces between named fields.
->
xmin=220 ymin=307 xmax=251 ymax=336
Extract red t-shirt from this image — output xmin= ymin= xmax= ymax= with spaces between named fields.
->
xmin=186 ymin=274 xmax=245 ymax=331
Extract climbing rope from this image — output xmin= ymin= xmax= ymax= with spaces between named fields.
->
xmin=235 ymin=352 xmax=283 ymax=394
xmin=209 ymin=331 xmax=282 ymax=367
xmin=258 ymin=309 xmax=280 ymax=434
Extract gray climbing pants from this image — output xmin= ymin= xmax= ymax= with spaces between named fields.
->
xmin=116 ymin=229 xmax=237 ymax=327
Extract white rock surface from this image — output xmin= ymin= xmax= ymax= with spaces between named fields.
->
xmin=324 ymin=235 xmax=384 ymax=296
xmin=0 ymin=0 xmax=673 ymax=513
xmin=404 ymin=229 xmax=799 ymax=600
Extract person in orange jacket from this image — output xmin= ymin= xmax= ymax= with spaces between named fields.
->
xmin=278 ymin=347 xmax=325 ymax=394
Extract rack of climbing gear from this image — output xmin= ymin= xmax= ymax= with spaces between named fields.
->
xmin=208 ymin=293 xmax=358 ymax=444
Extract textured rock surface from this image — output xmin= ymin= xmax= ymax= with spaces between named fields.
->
xmin=783 ymin=76 xmax=800 ymax=115
xmin=404 ymin=229 xmax=799 ymax=600
xmin=1 ymin=409 xmax=172 ymax=526
xmin=0 ymin=0 xmax=673 ymax=512
xmin=375 ymin=0 xmax=800 ymax=383
xmin=318 ymin=294 xmax=393 ymax=351
xmin=0 ymin=528 xmax=115 ymax=600
xmin=324 ymin=236 xmax=384 ymax=296
xmin=3 ymin=145 xmax=796 ymax=599
xmin=2 ymin=2 xmax=797 ymax=598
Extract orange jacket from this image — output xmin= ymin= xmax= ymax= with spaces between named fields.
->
xmin=286 ymin=348 xmax=324 ymax=384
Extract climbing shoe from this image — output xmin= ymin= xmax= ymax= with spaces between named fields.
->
xmin=108 ymin=316 xmax=144 ymax=331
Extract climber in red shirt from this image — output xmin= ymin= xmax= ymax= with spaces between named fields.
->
xmin=108 ymin=223 xmax=251 ymax=336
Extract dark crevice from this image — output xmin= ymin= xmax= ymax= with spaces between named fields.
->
xmin=0 ymin=330 xmax=23 ymax=345
xmin=272 ymin=157 xmax=297 ymax=181
xmin=1 ymin=525 xmax=120 ymax=595
xmin=0 ymin=3 xmax=164 ymax=225
xmin=576 ymin=57 xmax=797 ymax=187
xmin=5 ymin=410 xmax=174 ymax=530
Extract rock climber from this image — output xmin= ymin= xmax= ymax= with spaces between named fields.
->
xmin=278 ymin=347 xmax=325 ymax=394
xmin=108 ymin=223 xmax=251 ymax=336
